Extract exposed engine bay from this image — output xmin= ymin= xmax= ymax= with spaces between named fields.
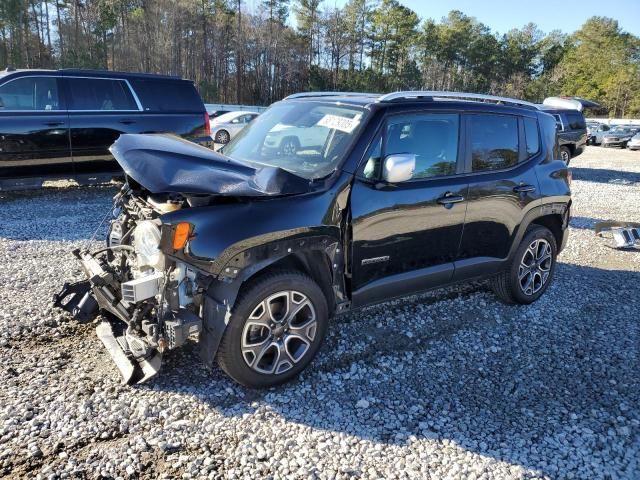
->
xmin=55 ymin=185 xmax=208 ymax=384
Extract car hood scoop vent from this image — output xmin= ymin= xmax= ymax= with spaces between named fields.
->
xmin=110 ymin=134 xmax=310 ymax=196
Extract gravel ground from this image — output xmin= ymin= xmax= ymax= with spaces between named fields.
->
xmin=1 ymin=147 xmax=639 ymax=480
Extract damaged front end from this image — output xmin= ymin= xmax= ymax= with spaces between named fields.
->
xmin=55 ymin=186 xmax=205 ymax=384
xmin=54 ymin=133 xmax=342 ymax=386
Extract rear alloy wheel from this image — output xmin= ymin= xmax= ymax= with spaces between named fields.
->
xmin=490 ymin=225 xmax=557 ymax=305
xmin=559 ymin=146 xmax=571 ymax=164
xmin=517 ymin=238 xmax=553 ymax=296
xmin=217 ymin=271 xmax=328 ymax=388
xmin=215 ymin=129 xmax=230 ymax=144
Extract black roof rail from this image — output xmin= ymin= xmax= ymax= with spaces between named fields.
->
xmin=284 ymin=91 xmax=378 ymax=100
xmin=378 ymin=91 xmax=539 ymax=110
xmin=59 ymin=68 xmax=182 ymax=79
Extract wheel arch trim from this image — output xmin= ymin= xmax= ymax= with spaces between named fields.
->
xmin=198 ymin=233 xmax=345 ymax=368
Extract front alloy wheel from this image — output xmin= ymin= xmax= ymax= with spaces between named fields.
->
xmin=217 ymin=271 xmax=328 ymax=388
xmin=241 ymin=291 xmax=317 ymax=375
xmin=518 ymin=238 xmax=552 ymax=296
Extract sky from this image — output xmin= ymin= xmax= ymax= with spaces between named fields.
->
xmin=320 ymin=0 xmax=640 ymax=36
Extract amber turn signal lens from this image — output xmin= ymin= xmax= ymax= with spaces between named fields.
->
xmin=173 ymin=222 xmax=191 ymax=250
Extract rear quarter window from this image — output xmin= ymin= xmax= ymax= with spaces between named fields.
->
xmin=523 ymin=117 xmax=540 ymax=157
xmin=130 ymin=79 xmax=204 ymax=113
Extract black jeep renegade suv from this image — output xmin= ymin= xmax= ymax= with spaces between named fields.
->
xmin=57 ymin=91 xmax=571 ymax=388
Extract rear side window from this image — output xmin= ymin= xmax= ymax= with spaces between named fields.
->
xmin=523 ymin=117 xmax=540 ymax=157
xmin=0 ymin=76 xmax=60 ymax=111
xmin=470 ymin=114 xmax=519 ymax=172
xmin=130 ymin=79 xmax=203 ymax=112
xmin=67 ymin=78 xmax=137 ymax=110
xmin=565 ymin=112 xmax=586 ymax=130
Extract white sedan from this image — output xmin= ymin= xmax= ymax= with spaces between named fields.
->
xmin=211 ymin=111 xmax=259 ymax=144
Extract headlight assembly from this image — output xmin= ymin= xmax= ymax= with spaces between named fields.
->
xmin=133 ymin=220 xmax=163 ymax=268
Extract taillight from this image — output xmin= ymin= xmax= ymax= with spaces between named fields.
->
xmin=567 ymin=170 xmax=572 ymax=185
xmin=204 ymin=112 xmax=211 ymax=136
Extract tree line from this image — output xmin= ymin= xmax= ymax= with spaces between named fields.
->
xmin=1 ymin=0 xmax=639 ymax=116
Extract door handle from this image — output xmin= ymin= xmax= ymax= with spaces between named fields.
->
xmin=437 ymin=193 xmax=465 ymax=207
xmin=119 ymin=119 xmax=136 ymax=125
xmin=44 ymin=121 xmax=64 ymax=127
xmin=513 ymin=184 xmax=536 ymax=193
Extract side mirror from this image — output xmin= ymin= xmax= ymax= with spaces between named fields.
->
xmin=382 ymin=154 xmax=415 ymax=183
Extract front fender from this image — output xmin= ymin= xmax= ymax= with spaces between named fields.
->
xmin=159 ymin=175 xmax=352 ymax=274
xmin=197 ymin=234 xmax=343 ymax=369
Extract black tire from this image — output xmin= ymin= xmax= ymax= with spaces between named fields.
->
xmin=217 ymin=270 xmax=329 ymax=388
xmin=215 ymin=129 xmax=230 ymax=144
xmin=490 ymin=225 xmax=558 ymax=305
xmin=559 ymin=146 xmax=571 ymax=164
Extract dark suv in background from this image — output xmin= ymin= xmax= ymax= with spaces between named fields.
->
xmin=58 ymin=91 xmax=571 ymax=388
xmin=539 ymin=107 xmax=587 ymax=164
xmin=0 ymin=69 xmax=209 ymax=188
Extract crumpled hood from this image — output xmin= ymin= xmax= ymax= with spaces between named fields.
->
xmin=109 ymin=134 xmax=311 ymax=196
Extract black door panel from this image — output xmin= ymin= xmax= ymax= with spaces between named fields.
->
xmin=350 ymin=110 xmax=468 ymax=305
xmin=457 ymin=173 xmax=540 ymax=261
xmin=68 ymin=112 xmax=134 ymax=172
xmin=350 ymin=177 xmax=468 ymax=301
xmin=0 ymin=75 xmax=71 ymax=179
xmin=454 ymin=113 xmax=541 ymax=279
xmin=0 ymin=113 xmax=72 ymax=178
xmin=69 ymin=112 xmax=208 ymax=173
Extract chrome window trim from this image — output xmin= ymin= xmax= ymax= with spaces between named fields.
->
xmin=64 ymin=76 xmax=143 ymax=112
xmin=0 ymin=74 xmax=144 ymax=112
xmin=552 ymin=114 xmax=565 ymax=132
xmin=0 ymin=74 xmax=62 ymax=112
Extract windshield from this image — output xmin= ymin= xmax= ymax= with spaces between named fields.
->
xmin=610 ymin=127 xmax=631 ymax=134
xmin=222 ymin=101 xmax=367 ymax=180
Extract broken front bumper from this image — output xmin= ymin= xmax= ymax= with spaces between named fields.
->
xmin=54 ymin=249 xmax=201 ymax=385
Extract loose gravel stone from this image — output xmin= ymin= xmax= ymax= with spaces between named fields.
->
xmin=0 ymin=147 xmax=639 ymax=479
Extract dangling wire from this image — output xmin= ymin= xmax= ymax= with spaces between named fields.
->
xmin=89 ymin=207 xmax=114 ymax=245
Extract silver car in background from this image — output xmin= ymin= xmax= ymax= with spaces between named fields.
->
xmin=587 ymin=122 xmax=610 ymax=145
xmin=627 ymin=133 xmax=640 ymax=151
xmin=602 ymin=126 xmax=639 ymax=148
xmin=211 ymin=111 xmax=259 ymax=144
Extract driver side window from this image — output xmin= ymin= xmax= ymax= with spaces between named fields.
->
xmin=362 ymin=113 xmax=460 ymax=180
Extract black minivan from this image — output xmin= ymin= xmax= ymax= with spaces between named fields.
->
xmin=0 ymin=69 xmax=209 ymax=186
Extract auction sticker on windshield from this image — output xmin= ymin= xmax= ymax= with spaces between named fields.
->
xmin=317 ymin=114 xmax=361 ymax=133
